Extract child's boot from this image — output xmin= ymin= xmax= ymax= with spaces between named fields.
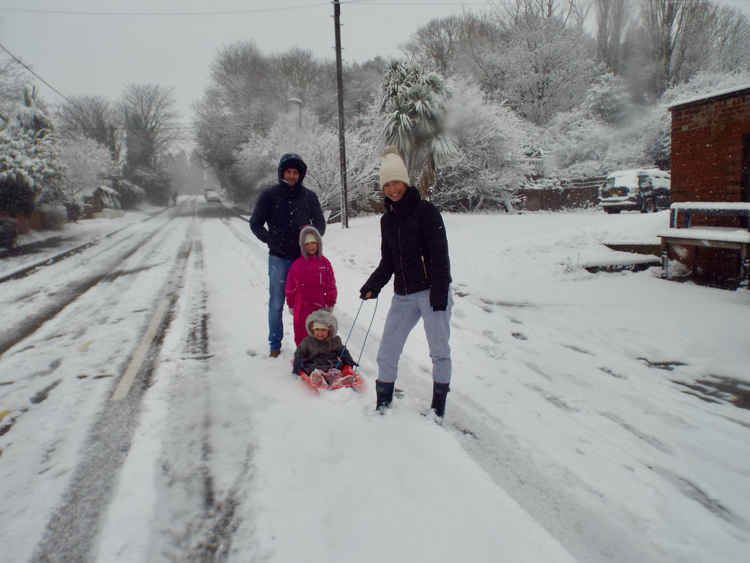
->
xmin=310 ymin=369 xmax=327 ymax=388
xmin=431 ymin=382 xmax=450 ymax=418
xmin=375 ymin=380 xmax=395 ymax=412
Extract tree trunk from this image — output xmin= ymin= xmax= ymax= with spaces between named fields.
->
xmin=418 ymin=153 xmax=436 ymax=201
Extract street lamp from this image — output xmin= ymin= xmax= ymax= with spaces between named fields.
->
xmin=287 ymin=97 xmax=302 ymax=128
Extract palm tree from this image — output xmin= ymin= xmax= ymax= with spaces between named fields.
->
xmin=380 ymin=61 xmax=455 ymax=199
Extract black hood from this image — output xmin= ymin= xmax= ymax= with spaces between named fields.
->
xmin=277 ymin=153 xmax=307 ymax=184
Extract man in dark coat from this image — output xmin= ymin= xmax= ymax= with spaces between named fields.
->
xmin=360 ymin=147 xmax=453 ymax=418
xmin=250 ymin=153 xmax=326 ymax=357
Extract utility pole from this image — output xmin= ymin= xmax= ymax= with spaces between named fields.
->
xmin=333 ymin=0 xmax=349 ymax=228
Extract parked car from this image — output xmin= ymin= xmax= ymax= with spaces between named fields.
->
xmin=204 ymin=189 xmax=221 ymax=203
xmin=599 ymin=169 xmax=670 ymax=214
xmin=0 ymin=216 xmax=18 ymax=249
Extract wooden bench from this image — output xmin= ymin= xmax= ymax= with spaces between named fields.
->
xmin=658 ymin=202 xmax=750 ymax=288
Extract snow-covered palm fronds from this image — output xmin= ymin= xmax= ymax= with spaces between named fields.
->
xmin=380 ymin=60 xmax=456 ymax=192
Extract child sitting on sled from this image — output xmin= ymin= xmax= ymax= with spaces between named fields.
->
xmin=285 ymin=225 xmax=337 ymax=347
xmin=292 ymin=309 xmax=356 ymax=388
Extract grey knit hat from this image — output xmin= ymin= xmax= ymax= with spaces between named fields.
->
xmin=379 ymin=146 xmax=410 ymax=189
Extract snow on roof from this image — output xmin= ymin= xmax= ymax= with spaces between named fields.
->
xmin=605 ymin=169 xmax=669 ymax=185
xmin=668 ymin=83 xmax=750 ymax=110
xmin=97 ymin=185 xmax=118 ymax=195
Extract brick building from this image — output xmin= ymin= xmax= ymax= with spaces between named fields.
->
xmin=667 ymin=85 xmax=750 ymax=286
xmin=670 ymin=85 xmax=750 ymax=206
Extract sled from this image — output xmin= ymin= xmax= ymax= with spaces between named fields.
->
xmin=299 ymin=365 xmax=366 ymax=394
xmin=296 ymin=298 xmax=378 ymax=395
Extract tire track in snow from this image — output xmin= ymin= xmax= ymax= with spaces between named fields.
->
xmin=31 ymin=224 xmax=194 ymax=563
xmin=154 ymin=223 xmax=253 ymax=562
xmin=0 ymin=218 xmax=172 ymax=357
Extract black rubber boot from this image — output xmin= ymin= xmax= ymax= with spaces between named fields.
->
xmin=431 ymin=382 xmax=450 ymax=418
xmin=375 ymin=380 xmax=395 ymax=412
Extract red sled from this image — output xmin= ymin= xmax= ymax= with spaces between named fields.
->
xmin=299 ymin=365 xmax=366 ymax=394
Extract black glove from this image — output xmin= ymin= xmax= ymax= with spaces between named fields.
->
xmin=430 ymin=288 xmax=448 ymax=311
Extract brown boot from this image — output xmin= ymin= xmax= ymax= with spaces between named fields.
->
xmin=269 ymin=349 xmax=280 ymax=358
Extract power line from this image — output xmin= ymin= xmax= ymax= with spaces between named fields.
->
xmin=0 ymin=3 xmax=330 ymax=17
xmin=0 ymin=1 xmax=485 ymax=17
xmin=0 ymin=40 xmax=72 ymax=104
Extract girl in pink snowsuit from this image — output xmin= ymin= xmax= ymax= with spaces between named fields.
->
xmin=285 ymin=225 xmax=337 ymax=346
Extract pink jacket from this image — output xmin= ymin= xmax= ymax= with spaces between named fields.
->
xmin=285 ymin=226 xmax=337 ymax=346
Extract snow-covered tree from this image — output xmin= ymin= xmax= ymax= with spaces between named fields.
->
xmin=639 ymin=0 xmax=715 ymax=95
xmin=0 ymin=85 xmax=64 ymax=216
xmin=57 ymin=96 xmax=121 ymax=162
xmin=491 ymin=15 xmax=603 ymax=125
xmin=437 ymin=78 xmax=534 ymax=211
xmin=402 ymin=15 xmax=467 ymax=76
xmin=706 ymin=6 xmax=750 ymax=73
xmin=380 ymin=60 xmax=456 ymax=198
xmin=120 ymin=83 xmax=178 ymax=204
xmin=233 ymin=108 xmax=380 ymax=218
xmin=0 ymin=57 xmax=25 ymax=117
xmin=57 ymin=134 xmax=116 ymax=202
xmin=120 ymin=83 xmax=178 ymax=171
xmin=594 ymin=0 xmax=632 ymax=73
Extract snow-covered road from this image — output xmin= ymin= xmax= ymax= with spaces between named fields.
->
xmin=1 ymin=201 xmax=748 ymax=562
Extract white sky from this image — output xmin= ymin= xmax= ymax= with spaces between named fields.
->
xmin=1 ymin=0 xmax=748 ymax=127
xmin=1 ymin=203 xmax=749 ymax=562
xmin=0 ymin=0 xmax=486 ymax=122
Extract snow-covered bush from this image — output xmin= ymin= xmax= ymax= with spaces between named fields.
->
xmin=0 ymin=85 xmax=65 ymax=217
xmin=580 ymin=74 xmax=634 ymax=126
xmin=0 ymin=128 xmax=64 ymax=214
xmin=112 ymin=179 xmax=146 ymax=210
xmin=436 ymin=79 xmax=534 ymax=211
xmin=546 ymin=109 xmax=609 ymax=177
xmin=57 ymin=134 xmax=117 ymax=203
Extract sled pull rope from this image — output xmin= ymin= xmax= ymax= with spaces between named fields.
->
xmin=338 ymin=297 xmax=379 ymax=372
xmin=354 ymin=297 xmax=378 ymax=371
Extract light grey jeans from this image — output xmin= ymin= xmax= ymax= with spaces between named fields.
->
xmin=376 ymin=288 xmax=453 ymax=384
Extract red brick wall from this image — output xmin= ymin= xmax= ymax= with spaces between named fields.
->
xmin=669 ymin=90 xmax=750 ymax=287
xmin=671 ymin=90 xmax=750 ymax=205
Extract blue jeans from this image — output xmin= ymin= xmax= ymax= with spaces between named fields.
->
xmin=376 ymin=288 xmax=453 ymax=384
xmin=268 ymin=254 xmax=293 ymax=352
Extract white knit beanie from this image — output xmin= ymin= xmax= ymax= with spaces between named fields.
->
xmin=379 ymin=146 xmax=410 ymax=189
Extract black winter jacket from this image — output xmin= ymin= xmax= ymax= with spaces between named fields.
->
xmin=360 ymin=186 xmax=452 ymax=310
xmin=249 ymin=154 xmax=326 ymax=260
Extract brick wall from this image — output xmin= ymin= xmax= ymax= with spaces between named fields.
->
xmin=671 ymin=89 xmax=750 ymax=206
xmin=669 ymin=88 xmax=750 ymax=287
xmin=518 ymin=186 xmax=599 ymax=211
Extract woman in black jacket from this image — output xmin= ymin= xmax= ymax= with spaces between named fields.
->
xmin=360 ymin=147 xmax=453 ymax=418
